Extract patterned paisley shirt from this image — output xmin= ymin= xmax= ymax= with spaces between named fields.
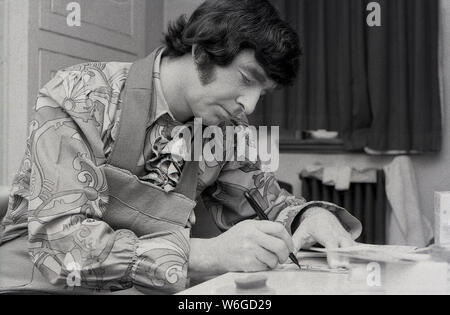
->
xmin=0 ymin=50 xmax=361 ymax=294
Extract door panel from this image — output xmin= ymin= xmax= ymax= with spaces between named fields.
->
xmin=38 ymin=49 xmax=93 ymax=88
xmin=39 ymin=0 xmax=145 ymax=55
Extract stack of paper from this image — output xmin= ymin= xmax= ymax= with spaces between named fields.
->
xmin=309 ymin=244 xmax=430 ymax=263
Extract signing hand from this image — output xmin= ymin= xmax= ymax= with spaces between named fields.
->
xmin=210 ymin=220 xmax=295 ymax=273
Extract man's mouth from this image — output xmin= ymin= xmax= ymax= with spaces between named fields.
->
xmin=219 ymin=107 xmax=233 ymax=120
xmin=221 ymin=106 xmax=243 ymax=120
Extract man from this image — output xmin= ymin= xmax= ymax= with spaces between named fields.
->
xmin=0 ymin=0 xmax=361 ymax=294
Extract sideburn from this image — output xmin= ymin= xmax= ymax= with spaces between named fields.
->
xmin=196 ymin=62 xmax=216 ymax=86
xmin=193 ymin=48 xmax=217 ymax=85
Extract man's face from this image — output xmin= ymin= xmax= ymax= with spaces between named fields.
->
xmin=186 ymin=49 xmax=277 ymax=126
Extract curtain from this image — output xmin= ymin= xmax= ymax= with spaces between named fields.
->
xmin=365 ymin=0 xmax=441 ymax=152
xmin=254 ymin=0 xmax=441 ymax=152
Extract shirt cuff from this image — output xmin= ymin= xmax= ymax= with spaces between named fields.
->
xmin=276 ymin=201 xmax=363 ymax=239
xmin=130 ymin=228 xmax=191 ymax=294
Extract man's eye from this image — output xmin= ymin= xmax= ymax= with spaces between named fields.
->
xmin=241 ymin=73 xmax=252 ymax=85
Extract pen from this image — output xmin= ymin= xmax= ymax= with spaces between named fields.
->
xmin=244 ymin=191 xmax=301 ymax=269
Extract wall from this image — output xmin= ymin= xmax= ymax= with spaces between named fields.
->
xmin=146 ymin=0 xmax=165 ymax=53
xmin=164 ymin=0 xmax=203 ymax=28
xmin=0 ymin=0 xmax=4 ymax=184
xmin=409 ymin=0 xmax=450 ymax=224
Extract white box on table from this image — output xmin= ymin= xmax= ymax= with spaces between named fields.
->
xmin=434 ymin=192 xmax=450 ymax=245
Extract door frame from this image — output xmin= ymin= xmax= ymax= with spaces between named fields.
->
xmin=1 ymin=0 xmax=31 ymax=186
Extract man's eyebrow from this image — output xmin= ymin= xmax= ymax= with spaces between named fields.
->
xmin=241 ymin=65 xmax=267 ymax=85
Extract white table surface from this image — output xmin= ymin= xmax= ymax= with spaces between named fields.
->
xmin=180 ymin=270 xmax=354 ymax=295
xmin=179 ymin=258 xmax=450 ymax=295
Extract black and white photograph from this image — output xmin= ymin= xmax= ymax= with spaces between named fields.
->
xmin=0 ymin=0 xmax=449 ymax=300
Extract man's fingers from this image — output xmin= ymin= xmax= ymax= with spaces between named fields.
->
xmin=324 ymin=237 xmax=353 ymax=268
xmin=292 ymin=228 xmax=315 ymax=252
xmin=292 ymin=230 xmax=305 ymax=252
xmin=254 ymin=247 xmax=280 ymax=270
xmin=327 ymin=252 xmax=350 ymax=268
xmin=317 ymin=237 xmax=341 ymax=268
xmin=186 ymin=211 xmax=196 ymax=228
xmin=338 ymin=236 xmax=355 ymax=249
xmin=189 ymin=211 xmax=196 ymax=226
xmin=254 ymin=231 xmax=290 ymax=264
xmin=254 ymin=221 xmax=295 ymax=253
xmin=319 ymin=235 xmax=340 ymax=250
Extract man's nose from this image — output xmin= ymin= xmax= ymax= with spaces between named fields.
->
xmin=236 ymin=90 xmax=261 ymax=115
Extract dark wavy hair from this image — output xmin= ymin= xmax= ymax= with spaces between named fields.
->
xmin=163 ymin=0 xmax=301 ymax=86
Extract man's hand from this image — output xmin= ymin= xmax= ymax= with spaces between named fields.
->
xmin=292 ymin=207 xmax=355 ymax=267
xmin=190 ymin=220 xmax=295 ymax=276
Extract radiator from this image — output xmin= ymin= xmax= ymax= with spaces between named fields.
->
xmin=299 ymin=171 xmax=387 ymax=244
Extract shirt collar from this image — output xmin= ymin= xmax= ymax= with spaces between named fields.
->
xmin=152 ymin=48 xmax=177 ymax=122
